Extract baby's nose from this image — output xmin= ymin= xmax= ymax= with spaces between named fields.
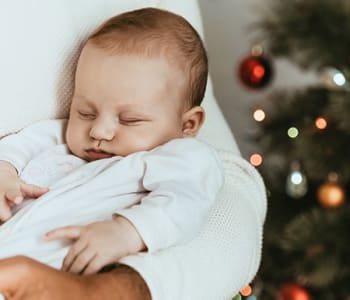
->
xmin=90 ymin=118 xmax=118 ymax=141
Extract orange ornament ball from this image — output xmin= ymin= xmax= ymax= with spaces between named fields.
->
xmin=317 ymin=182 xmax=345 ymax=208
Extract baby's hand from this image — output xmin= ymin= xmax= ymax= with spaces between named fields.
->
xmin=0 ymin=182 xmax=49 ymax=222
xmin=0 ymin=162 xmax=49 ymax=222
xmin=44 ymin=217 xmax=146 ymax=275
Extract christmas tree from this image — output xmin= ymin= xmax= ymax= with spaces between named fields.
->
xmin=245 ymin=1 xmax=350 ymax=299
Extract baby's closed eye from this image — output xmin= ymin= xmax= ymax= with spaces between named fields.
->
xmin=78 ymin=111 xmax=96 ymax=120
xmin=119 ymin=118 xmax=145 ymax=125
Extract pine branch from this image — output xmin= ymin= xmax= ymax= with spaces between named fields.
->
xmin=253 ymin=0 xmax=350 ymax=71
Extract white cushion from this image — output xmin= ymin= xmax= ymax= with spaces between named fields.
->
xmin=0 ymin=0 xmax=238 ymax=153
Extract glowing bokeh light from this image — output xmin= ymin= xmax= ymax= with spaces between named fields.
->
xmin=288 ymin=127 xmax=299 ymax=138
xmin=333 ymin=72 xmax=346 ymax=86
xmin=253 ymin=109 xmax=266 ymax=122
xmin=291 ymin=171 xmax=303 ymax=185
xmin=250 ymin=153 xmax=263 ymax=167
xmin=315 ymin=117 xmax=327 ymax=130
xmin=240 ymin=285 xmax=252 ymax=297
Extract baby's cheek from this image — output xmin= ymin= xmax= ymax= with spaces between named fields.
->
xmin=117 ymin=133 xmax=149 ymax=155
xmin=66 ymin=134 xmax=82 ymax=157
xmin=133 ymin=136 xmax=161 ymax=152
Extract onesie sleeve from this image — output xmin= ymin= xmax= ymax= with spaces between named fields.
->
xmin=114 ymin=138 xmax=224 ymax=253
xmin=0 ymin=119 xmax=67 ymax=175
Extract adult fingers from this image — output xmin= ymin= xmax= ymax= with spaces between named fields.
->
xmin=62 ymin=238 xmax=88 ymax=272
xmin=20 ymin=183 xmax=49 ymax=199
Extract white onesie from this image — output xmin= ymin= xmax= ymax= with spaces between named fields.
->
xmin=0 ymin=119 xmax=223 ymax=269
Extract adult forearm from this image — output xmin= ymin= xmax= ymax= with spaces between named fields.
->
xmin=89 ymin=265 xmax=151 ymax=300
xmin=0 ymin=256 xmax=151 ymax=300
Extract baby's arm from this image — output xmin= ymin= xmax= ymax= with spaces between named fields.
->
xmin=45 ymin=216 xmax=145 ymax=275
xmin=0 ymin=119 xmax=67 ymax=174
xmin=44 ymin=139 xmax=221 ymax=274
xmin=0 ymin=119 xmax=66 ymax=221
xmin=114 ymin=138 xmax=224 ymax=253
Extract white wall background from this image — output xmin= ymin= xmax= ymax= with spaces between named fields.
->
xmin=198 ymin=0 xmax=316 ymax=158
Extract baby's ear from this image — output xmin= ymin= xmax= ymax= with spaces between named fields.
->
xmin=182 ymin=106 xmax=205 ymax=137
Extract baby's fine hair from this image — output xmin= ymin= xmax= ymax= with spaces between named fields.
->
xmin=87 ymin=7 xmax=208 ymax=107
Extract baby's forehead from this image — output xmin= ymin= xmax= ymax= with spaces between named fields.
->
xmin=78 ymin=43 xmax=190 ymax=108
xmin=86 ymin=38 xmax=188 ymax=70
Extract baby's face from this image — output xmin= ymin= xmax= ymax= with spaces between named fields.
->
xmin=66 ymin=43 xmax=188 ymax=161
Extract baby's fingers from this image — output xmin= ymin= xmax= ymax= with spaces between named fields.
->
xmin=66 ymin=245 xmax=95 ymax=274
xmin=20 ymin=183 xmax=49 ymax=199
xmin=0 ymin=199 xmax=12 ymax=222
xmin=5 ymin=189 xmax=23 ymax=205
xmin=44 ymin=225 xmax=82 ymax=241
xmin=82 ymin=255 xmax=105 ymax=275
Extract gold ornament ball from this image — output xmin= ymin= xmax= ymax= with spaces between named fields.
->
xmin=317 ymin=182 xmax=345 ymax=208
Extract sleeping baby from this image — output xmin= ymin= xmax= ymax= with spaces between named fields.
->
xmin=0 ymin=7 xmax=223 ymax=274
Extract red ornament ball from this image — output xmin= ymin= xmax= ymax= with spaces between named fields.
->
xmin=238 ymin=54 xmax=273 ymax=89
xmin=278 ymin=283 xmax=311 ymax=300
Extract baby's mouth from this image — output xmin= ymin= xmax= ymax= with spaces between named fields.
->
xmin=85 ymin=149 xmax=113 ymax=160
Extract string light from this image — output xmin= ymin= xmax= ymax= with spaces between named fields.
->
xmin=322 ymin=67 xmax=348 ymax=89
xmin=286 ymin=162 xmax=308 ymax=198
xmin=315 ymin=117 xmax=327 ymax=130
xmin=333 ymin=71 xmax=346 ymax=86
xmin=291 ymin=171 xmax=303 ymax=185
xmin=253 ymin=109 xmax=266 ymax=122
xmin=240 ymin=285 xmax=253 ymax=297
xmin=287 ymin=127 xmax=299 ymax=138
xmin=250 ymin=153 xmax=263 ymax=167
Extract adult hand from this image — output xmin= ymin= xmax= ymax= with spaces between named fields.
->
xmin=0 ymin=256 xmax=151 ymax=300
xmin=0 ymin=256 xmax=89 ymax=300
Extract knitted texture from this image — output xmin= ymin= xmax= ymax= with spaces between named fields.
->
xmin=121 ymin=149 xmax=267 ymax=300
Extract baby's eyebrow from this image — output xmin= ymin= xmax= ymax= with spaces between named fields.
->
xmin=74 ymin=95 xmax=96 ymax=107
xmin=119 ymin=110 xmax=154 ymax=119
xmin=115 ymin=103 xmax=152 ymax=114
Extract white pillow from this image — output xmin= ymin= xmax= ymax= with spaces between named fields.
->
xmin=0 ymin=0 xmax=237 ymax=153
